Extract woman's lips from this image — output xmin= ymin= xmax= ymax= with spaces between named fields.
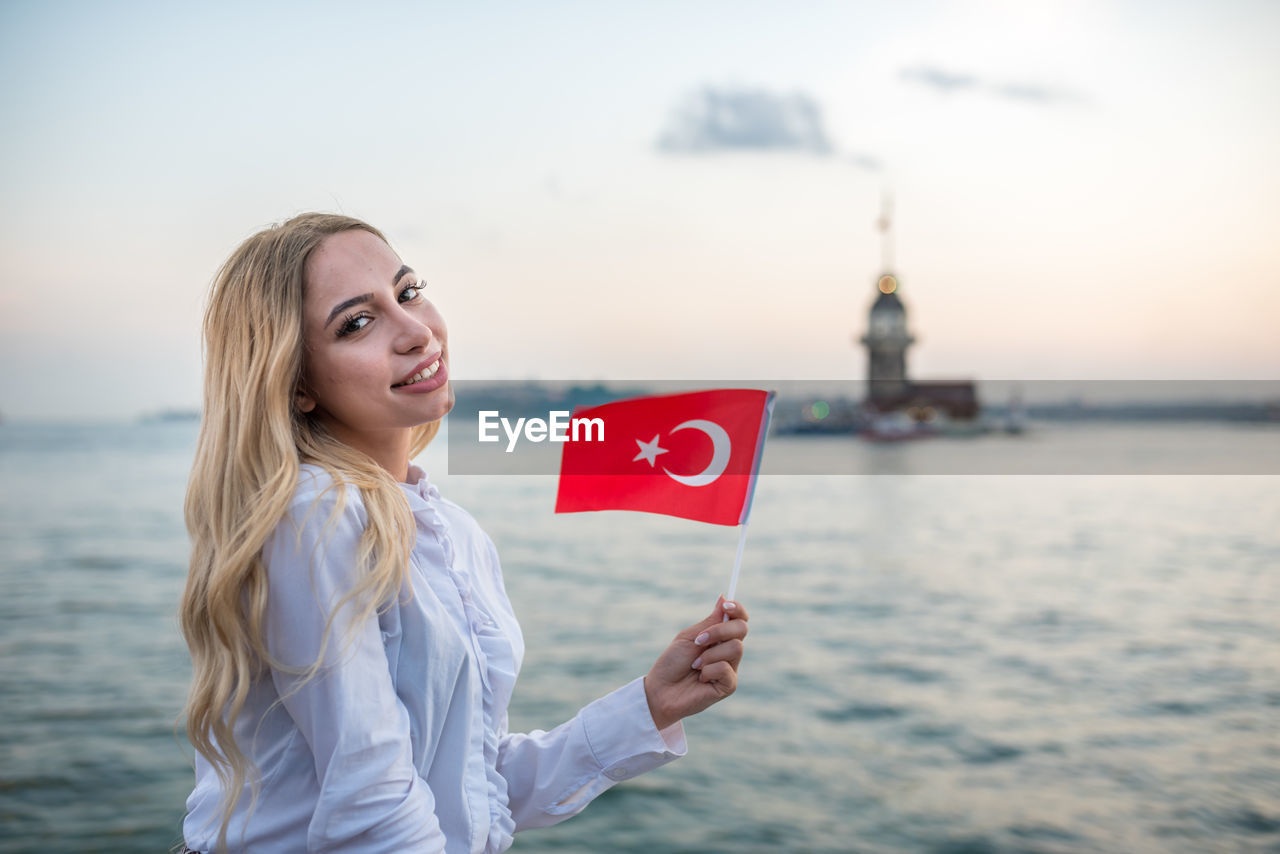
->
xmin=392 ymin=357 xmax=448 ymax=394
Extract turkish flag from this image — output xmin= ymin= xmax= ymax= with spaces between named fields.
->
xmin=555 ymin=389 xmax=775 ymax=526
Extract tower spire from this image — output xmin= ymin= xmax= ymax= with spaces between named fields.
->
xmin=876 ymin=190 xmax=894 ymax=273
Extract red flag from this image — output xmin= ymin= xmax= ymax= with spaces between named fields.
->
xmin=555 ymin=389 xmax=774 ymax=526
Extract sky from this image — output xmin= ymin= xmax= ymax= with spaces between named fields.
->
xmin=1 ymin=0 xmax=1277 ymax=419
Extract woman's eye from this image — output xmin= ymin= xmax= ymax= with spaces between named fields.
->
xmin=399 ymin=282 xmax=426 ymax=303
xmin=337 ymin=313 xmax=372 ymax=337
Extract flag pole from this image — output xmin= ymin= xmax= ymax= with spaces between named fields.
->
xmin=725 ymin=522 xmax=749 ymax=603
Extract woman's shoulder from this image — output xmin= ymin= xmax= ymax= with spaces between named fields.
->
xmin=434 ymin=493 xmax=477 ymax=527
xmin=288 ymin=463 xmax=367 ymax=525
xmin=296 ymin=462 xmax=355 ymax=497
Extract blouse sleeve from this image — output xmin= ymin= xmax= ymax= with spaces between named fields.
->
xmin=263 ymin=486 xmax=446 ymax=853
xmin=495 ymin=678 xmax=688 ymax=831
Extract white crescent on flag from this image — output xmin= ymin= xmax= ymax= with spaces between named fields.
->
xmin=662 ymin=419 xmax=731 ymax=487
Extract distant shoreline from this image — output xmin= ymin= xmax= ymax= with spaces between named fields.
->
xmin=2 ymin=380 xmax=1277 ymax=426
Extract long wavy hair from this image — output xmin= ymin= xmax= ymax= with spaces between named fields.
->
xmin=179 ymin=213 xmax=439 ymax=851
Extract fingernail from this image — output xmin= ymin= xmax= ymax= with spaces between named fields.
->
xmin=723 ymin=601 xmax=737 ymax=612
xmin=691 ymin=656 xmax=703 ymax=669
xmin=694 ymin=632 xmax=710 ymax=646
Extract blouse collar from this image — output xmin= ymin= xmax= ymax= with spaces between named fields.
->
xmin=399 ymin=463 xmax=442 ymax=509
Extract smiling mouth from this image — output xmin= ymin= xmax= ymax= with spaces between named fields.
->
xmin=392 ymin=359 xmax=442 ymax=388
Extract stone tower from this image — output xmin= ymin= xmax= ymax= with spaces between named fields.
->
xmin=859 ymin=194 xmax=914 ymax=405
xmin=859 ymin=272 xmax=914 ymax=403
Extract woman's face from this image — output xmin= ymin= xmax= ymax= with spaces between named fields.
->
xmin=298 ymin=229 xmax=452 ymax=459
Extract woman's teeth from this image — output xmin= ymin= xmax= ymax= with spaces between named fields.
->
xmin=394 ymin=359 xmax=441 ymax=387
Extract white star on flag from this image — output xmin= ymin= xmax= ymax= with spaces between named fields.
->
xmin=632 ymin=434 xmax=669 ymax=467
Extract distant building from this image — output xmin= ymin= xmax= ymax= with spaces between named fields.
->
xmin=859 ymin=272 xmax=913 ymax=404
xmin=857 ymin=270 xmax=979 ymax=426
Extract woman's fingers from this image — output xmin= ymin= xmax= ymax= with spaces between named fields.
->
xmin=697 ymin=660 xmax=737 ymax=693
xmin=691 ymin=638 xmax=744 ymax=671
xmin=692 ymin=613 xmax=748 ymax=650
xmin=720 ymin=598 xmax=749 ymax=624
xmin=683 ymin=598 xmax=750 ymax=641
xmin=688 ymin=598 xmax=748 ymax=678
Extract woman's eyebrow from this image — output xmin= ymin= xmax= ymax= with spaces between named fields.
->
xmin=323 ymin=266 xmax=415 ymax=328
xmin=324 ymin=293 xmax=374 ymax=328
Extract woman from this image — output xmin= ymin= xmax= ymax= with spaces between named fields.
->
xmin=179 ymin=213 xmax=749 ymax=853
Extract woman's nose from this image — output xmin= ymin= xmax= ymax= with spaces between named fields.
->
xmin=394 ymin=309 xmax=434 ymax=353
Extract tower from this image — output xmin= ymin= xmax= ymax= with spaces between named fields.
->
xmin=858 ymin=195 xmax=914 ymax=405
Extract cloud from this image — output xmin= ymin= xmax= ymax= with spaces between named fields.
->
xmin=656 ymin=86 xmax=835 ymax=155
xmin=992 ymin=83 xmax=1080 ymax=106
xmin=899 ymin=67 xmax=979 ymax=93
xmin=900 ymin=65 xmax=1080 ymax=106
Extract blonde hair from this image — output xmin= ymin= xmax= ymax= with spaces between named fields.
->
xmin=179 ymin=213 xmax=439 ymax=851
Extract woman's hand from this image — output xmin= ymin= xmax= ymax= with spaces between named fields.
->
xmin=643 ymin=597 xmax=749 ymax=731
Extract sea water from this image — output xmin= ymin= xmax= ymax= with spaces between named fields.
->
xmin=1 ymin=420 xmax=1277 ymax=853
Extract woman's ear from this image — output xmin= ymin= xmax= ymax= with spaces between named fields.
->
xmin=296 ymin=389 xmax=316 ymax=414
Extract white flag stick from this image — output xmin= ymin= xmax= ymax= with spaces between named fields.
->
xmin=725 ymin=522 xmax=749 ymax=603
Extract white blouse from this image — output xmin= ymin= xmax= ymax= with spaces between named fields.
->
xmin=183 ymin=463 xmax=686 ymax=853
